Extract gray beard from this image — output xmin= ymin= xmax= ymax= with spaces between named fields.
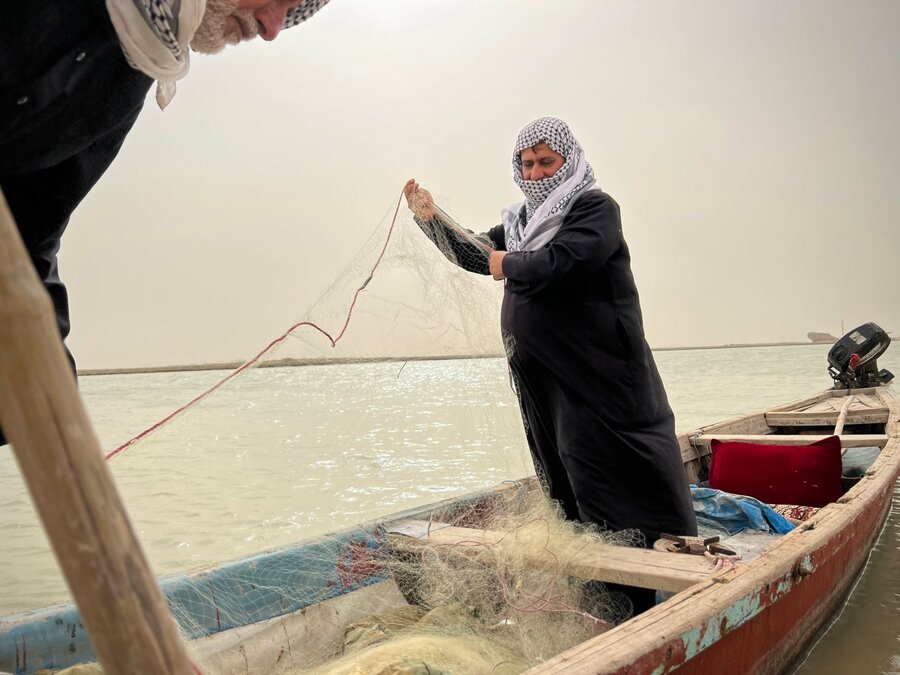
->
xmin=191 ymin=0 xmax=258 ymax=54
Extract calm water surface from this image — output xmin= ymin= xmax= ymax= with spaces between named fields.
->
xmin=1 ymin=344 xmax=897 ymax=673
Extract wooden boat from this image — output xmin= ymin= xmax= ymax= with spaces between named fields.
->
xmin=2 ymin=378 xmax=896 ymax=675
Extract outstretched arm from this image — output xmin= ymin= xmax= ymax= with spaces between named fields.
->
xmin=404 ymin=178 xmax=499 ymax=275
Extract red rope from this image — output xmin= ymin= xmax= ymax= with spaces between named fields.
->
xmin=105 ymin=190 xmax=405 ymax=461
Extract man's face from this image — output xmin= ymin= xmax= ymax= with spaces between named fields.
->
xmin=191 ymin=0 xmax=301 ymax=53
xmin=520 ymin=143 xmax=566 ymax=181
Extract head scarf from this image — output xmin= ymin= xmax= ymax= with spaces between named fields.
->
xmin=106 ymin=0 xmax=331 ymax=109
xmin=502 ymin=117 xmax=596 ymax=253
xmin=284 ymin=0 xmax=331 ymax=28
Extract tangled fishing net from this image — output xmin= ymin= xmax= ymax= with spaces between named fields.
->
xmin=300 ymin=496 xmax=641 ymax=674
xmin=51 ymin=491 xmax=643 ymax=675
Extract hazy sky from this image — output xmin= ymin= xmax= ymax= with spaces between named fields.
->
xmin=60 ymin=0 xmax=899 ymax=369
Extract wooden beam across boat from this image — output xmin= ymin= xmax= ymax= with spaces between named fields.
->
xmin=765 ymin=408 xmax=889 ymax=427
xmin=690 ymin=433 xmax=888 ymax=449
xmin=386 ymin=520 xmax=725 ymax=593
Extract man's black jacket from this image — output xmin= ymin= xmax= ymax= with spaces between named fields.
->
xmin=1 ymin=1 xmax=153 ymax=445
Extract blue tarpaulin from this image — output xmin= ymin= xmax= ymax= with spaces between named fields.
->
xmin=691 ymin=486 xmax=796 ymax=535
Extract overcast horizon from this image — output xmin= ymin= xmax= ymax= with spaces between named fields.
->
xmin=55 ymin=0 xmax=898 ymax=369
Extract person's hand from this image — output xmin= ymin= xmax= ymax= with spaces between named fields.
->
xmin=404 ymin=179 xmax=436 ymax=220
xmin=489 ymin=251 xmax=507 ymax=280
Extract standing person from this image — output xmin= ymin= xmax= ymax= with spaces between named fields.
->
xmin=0 ymin=0 xmax=332 ymax=446
xmin=403 ymin=117 xmax=697 ymax=616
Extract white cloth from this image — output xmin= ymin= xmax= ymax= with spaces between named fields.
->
xmin=105 ymin=0 xmax=206 ymax=109
xmin=502 ymin=117 xmax=597 ymax=253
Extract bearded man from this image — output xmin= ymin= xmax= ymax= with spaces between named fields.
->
xmin=0 ymin=0 xmax=332 ymax=446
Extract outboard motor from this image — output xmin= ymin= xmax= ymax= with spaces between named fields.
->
xmin=828 ymin=322 xmax=894 ymax=389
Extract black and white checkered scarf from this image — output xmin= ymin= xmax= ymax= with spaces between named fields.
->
xmin=284 ymin=0 xmax=331 ymax=28
xmin=106 ymin=0 xmax=331 ymax=109
xmin=502 ymin=117 xmax=596 ymax=253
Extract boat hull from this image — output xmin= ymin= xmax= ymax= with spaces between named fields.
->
xmin=2 ymin=387 xmax=897 ymax=674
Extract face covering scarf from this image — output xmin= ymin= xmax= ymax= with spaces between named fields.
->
xmin=502 ymin=117 xmax=597 ymax=253
xmin=105 ymin=0 xmax=331 ymax=109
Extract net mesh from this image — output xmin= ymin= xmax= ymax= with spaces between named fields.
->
xmin=271 ymin=200 xmax=502 ymax=364
xmin=154 ymin=489 xmax=645 ymax=675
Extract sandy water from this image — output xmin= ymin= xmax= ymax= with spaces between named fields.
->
xmin=1 ymin=344 xmax=897 ymax=673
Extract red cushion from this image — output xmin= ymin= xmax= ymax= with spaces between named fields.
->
xmin=708 ymin=436 xmax=842 ymax=507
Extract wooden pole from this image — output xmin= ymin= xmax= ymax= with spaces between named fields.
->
xmin=835 ymin=394 xmax=855 ymax=456
xmin=0 ymin=190 xmax=195 ymax=674
xmin=833 ymin=394 xmax=855 ymax=437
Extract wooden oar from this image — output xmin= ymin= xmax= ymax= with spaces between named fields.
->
xmin=0 ymin=191 xmax=195 ymax=674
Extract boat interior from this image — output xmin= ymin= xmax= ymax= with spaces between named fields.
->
xmin=184 ymin=383 xmax=896 ymax=673
xmin=682 ymin=386 xmax=890 ymax=490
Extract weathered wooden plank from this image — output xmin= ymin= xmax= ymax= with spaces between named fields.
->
xmin=825 ymin=386 xmax=883 ymax=399
xmin=802 ymin=400 xmax=841 ymax=414
xmin=691 ymin=433 xmax=888 ymax=449
xmin=765 ymin=409 xmax=889 ymax=427
xmin=679 ymin=413 xmax=770 ymax=466
xmin=833 ymin=395 xmax=856 ymax=436
xmin=852 ymin=393 xmax=883 ymax=410
xmin=387 ymin=522 xmax=718 ymax=593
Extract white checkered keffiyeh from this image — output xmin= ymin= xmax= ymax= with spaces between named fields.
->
xmin=285 ymin=0 xmax=331 ymax=28
xmin=106 ymin=0 xmax=331 ymax=109
xmin=502 ymin=117 xmax=597 ymax=253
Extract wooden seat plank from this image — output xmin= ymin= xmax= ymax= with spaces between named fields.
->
xmin=765 ymin=409 xmax=889 ymax=427
xmin=386 ymin=521 xmax=716 ymax=593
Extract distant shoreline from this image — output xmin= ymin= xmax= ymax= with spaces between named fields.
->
xmin=78 ymin=341 xmax=823 ymax=377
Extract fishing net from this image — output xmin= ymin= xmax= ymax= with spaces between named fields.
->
xmin=10 ymin=193 xmax=651 ymax=674
xmin=48 ymin=489 xmax=643 ymax=675
xmin=302 ymin=502 xmax=638 ymax=674
xmin=164 ymin=489 xmax=644 ymax=675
